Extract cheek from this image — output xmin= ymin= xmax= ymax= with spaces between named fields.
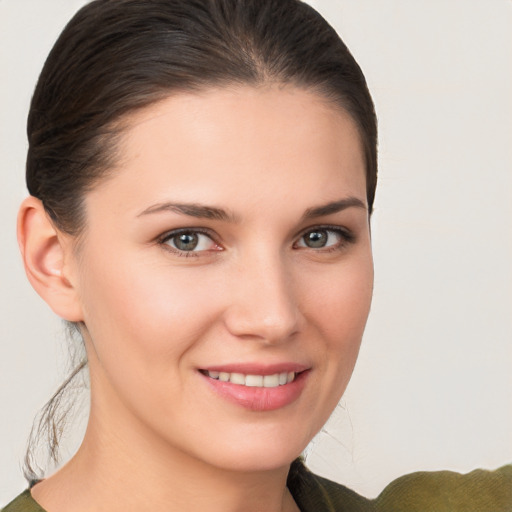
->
xmin=77 ymin=249 xmax=224 ymax=376
xmin=291 ymin=253 xmax=373 ymax=437
xmin=305 ymin=255 xmax=373 ymax=341
xmin=77 ymin=252 xmax=230 ymax=431
xmin=302 ymin=252 xmax=373 ymax=388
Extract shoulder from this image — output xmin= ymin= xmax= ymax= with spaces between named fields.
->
xmin=374 ymin=464 xmax=512 ymax=512
xmin=2 ymin=490 xmax=46 ymax=512
xmin=288 ymin=460 xmax=512 ymax=512
xmin=288 ymin=459 xmax=377 ymax=511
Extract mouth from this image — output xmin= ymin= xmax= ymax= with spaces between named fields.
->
xmin=200 ymin=370 xmax=297 ymax=388
xmin=198 ymin=366 xmax=310 ymax=411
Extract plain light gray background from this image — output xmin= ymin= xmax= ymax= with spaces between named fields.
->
xmin=1 ymin=0 xmax=511 ymax=503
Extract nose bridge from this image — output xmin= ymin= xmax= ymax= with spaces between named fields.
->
xmin=224 ymin=247 xmax=300 ymax=343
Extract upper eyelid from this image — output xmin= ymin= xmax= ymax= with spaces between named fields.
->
xmin=294 ymin=224 xmax=353 ymax=239
xmin=158 ymin=226 xmax=218 ymax=243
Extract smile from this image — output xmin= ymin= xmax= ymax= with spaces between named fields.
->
xmin=203 ymin=370 xmax=296 ymax=387
xmin=200 ymin=367 xmax=309 ymax=411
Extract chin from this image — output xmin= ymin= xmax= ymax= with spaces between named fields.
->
xmin=210 ymin=450 xmax=301 ymax=474
xmin=190 ymin=430 xmax=312 ymax=474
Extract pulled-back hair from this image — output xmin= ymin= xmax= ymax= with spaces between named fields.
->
xmin=24 ymin=0 xmax=377 ymax=481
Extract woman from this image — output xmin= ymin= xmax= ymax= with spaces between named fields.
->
xmin=2 ymin=1 xmax=511 ymax=511
xmin=5 ymin=0 xmax=377 ymax=510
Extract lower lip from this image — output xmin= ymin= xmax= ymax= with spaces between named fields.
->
xmin=200 ymin=371 xmax=309 ymax=412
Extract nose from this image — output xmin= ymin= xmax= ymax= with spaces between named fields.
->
xmin=223 ymin=253 xmax=301 ymax=344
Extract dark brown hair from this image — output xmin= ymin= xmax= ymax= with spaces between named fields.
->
xmin=24 ymin=0 xmax=377 ymax=481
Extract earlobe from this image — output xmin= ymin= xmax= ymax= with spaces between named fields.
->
xmin=17 ymin=196 xmax=84 ymax=322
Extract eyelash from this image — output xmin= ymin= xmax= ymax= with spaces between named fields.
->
xmin=158 ymin=228 xmax=220 ymax=258
xmin=157 ymin=225 xmax=355 ymax=257
xmin=294 ymin=225 xmax=356 ymax=252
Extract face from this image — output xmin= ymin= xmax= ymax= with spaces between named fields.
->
xmin=67 ymin=86 xmax=373 ymax=472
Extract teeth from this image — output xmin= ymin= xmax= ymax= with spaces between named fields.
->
xmin=206 ymin=370 xmax=296 ymax=387
xmin=263 ymin=374 xmax=279 ymax=388
xmin=230 ymin=373 xmax=245 ymax=385
xmin=245 ymin=374 xmax=263 ymax=387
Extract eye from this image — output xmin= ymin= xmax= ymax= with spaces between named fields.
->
xmin=160 ymin=229 xmax=220 ymax=255
xmin=295 ymin=227 xmax=352 ymax=250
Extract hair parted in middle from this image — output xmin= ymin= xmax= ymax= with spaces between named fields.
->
xmin=23 ymin=0 xmax=377 ymax=482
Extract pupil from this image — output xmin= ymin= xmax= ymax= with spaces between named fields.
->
xmin=175 ymin=233 xmax=198 ymax=251
xmin=306 ymin=230 xmax=327 ymax=248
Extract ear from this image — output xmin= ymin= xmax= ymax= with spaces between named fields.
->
xmin=17 ymin=196 xmax=84 ymax=322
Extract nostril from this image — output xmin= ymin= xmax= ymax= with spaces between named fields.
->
xmin=223 ymin=311 xmax=300 ymax=344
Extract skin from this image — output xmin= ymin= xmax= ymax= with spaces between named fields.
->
xmin=20 ymin=85 xmax=374 ymax=512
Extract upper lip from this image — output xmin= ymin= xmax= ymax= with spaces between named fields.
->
xmin=200 ymin=363 xmax=309 ymax=375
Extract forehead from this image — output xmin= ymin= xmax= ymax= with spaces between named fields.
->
xmin=89 ymin=85 xmax=367 ymax=216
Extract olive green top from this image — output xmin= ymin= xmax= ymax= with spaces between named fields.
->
xmin=3 ymin=460 xmax=511 ymax=512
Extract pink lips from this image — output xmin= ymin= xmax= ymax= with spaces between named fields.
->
xmin=199 ymin=363 xmax=310 ymax=412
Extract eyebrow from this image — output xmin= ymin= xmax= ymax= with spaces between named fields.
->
xmin=137 ymin=196 xmax=366 ymax=222
xmin=302 ymin=197 xmax=367 ymax=220
xmin=137 ymin=202 xmax=238 ymax=222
